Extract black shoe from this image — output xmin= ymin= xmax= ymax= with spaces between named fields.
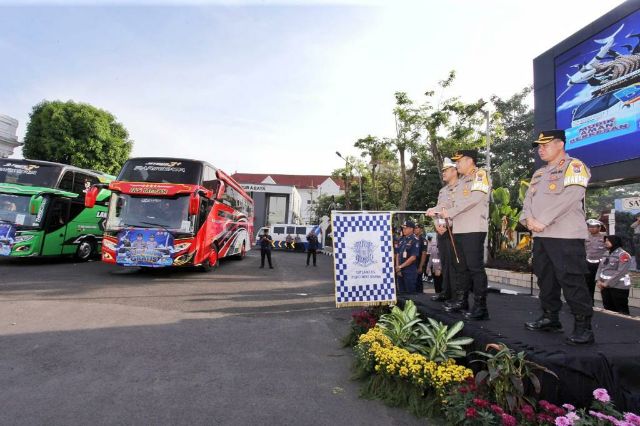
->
xmin=566 ymin=315 xmax=595 ymax=345
xmin=524 ymin=311 xmax=563 ymax=332
xmin=431 ymin=293 xmax=447 ymax=302
xmin=443 ymin=300 xmax=468 ymax=313
xmin=269 ymin=266 xmax=274 ymax=269
xmin=260 ymin=266 xmax=264 ymax=268
xmin=463 ymin=305 xmax=489 ymax=321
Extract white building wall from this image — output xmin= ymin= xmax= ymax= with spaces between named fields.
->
xmin=0 ymin=115 xmax=21 ymax=158
xmin=299 ymin=178 xmax=343 ymax=224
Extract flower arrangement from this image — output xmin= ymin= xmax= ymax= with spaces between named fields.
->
xmin=443 ymin=381 xmax=640 ymax=426
xmin=353 ymin=326 xmax=473 ymax=417
xmin=342 ymin=306 xmax=388 ymax=347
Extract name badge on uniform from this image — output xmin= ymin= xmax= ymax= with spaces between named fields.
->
xmin=403 ymin=250 xmax=407 ymax=259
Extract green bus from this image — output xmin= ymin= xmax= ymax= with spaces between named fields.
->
xmin=0 ymin=159 xmax=113 ymax=260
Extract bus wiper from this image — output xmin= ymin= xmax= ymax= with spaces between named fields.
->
xmin=137 ymin=221 xmax=172 ymax=234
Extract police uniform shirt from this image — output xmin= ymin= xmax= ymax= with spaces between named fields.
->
xmin=585 ymin=233 xmax=606 ymax=263
xmin=260 ymin=234 xmax=273 ymax=250
xmin=446 ymin=168 xmax=491 ymax=234
xmin=520 ymin=154 xmax=590 ymax=239
xmin=398 ymin=234 xmax=419 ymax=270
xmin=432 ymin=181 xmax=458 ymax=228
xmin=596 ymin=247 xmax=632 ymax=289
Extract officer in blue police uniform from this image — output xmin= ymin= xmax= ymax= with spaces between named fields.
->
xmin=396 ymin=220 xmax=420 ymax=293
xmin=414 ymin=223 xmax=429 ymax=293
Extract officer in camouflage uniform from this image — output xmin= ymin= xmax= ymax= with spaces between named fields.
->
xmin=521 ymin=129 xmax=594 ymax=345
xmin=440 ymin=150 xmax=491 ymax=320
xmin=585 ymin=218 xmax=606 ymax=304
xmin=426 ymin=157 xmax=459 ymax=303
xmin=396 ymin=220 xmax=420 ymax=293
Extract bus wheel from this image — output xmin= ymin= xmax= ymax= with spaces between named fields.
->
xmin=199 ymin=248 xmax=218 ymax=272
xmin=76 ymin=239 xmax=95 ymax=262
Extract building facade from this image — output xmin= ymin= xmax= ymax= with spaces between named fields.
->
xmin=0 ymin=115 xmax=22 ymax=158
xmin=232 ymin=173 xmax=344 ymax=229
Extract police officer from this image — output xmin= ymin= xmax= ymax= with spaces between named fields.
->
xmin=396 ymin=220 xmax=420 ymax=293
xmin=414 ymin=223 xmax=429 ymax=293
xmin=426 ymin=236 xmax=443 ymax=293
xmin=259 ymin=229 xmax=274 ymax=269
xmin=306 ymin=231 xmax=319 ymax=267
xmin=597 ymin=235 xmax=632 ymax=315
xmin=585 ymin=219 xmax=606 ymax=304
xmin=521 ymin=129 xmax=594 ymax=345
xmin=439 ymin=150 xmax=491 ymax=320
xmin=426 ymin=157 xmax=459 ymax=303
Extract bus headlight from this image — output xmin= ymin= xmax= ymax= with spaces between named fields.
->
xmin=173 ymin=242 xmax=191 ymax=252
xmin=102 ymin=240 xmax=117 ymax=251
xmin=14 ymin=235 xmax=34 ymax=243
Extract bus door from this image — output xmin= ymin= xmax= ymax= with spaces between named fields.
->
xmin=41 ymin=197 xmax=71 ymax=256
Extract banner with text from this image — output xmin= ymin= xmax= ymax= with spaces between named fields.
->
xmin=332 ymin=212 xmax=396 ymax=308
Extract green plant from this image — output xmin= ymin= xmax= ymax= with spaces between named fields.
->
xmin=416 ymin=318 xmax=474 ymax=362
xmin=488 ymin=187 xmax=521 ymax=259
xmin=377 ymin=300 xmax=426 ymax=353
xmin=472 ymin=343 xmax=558 ymax=413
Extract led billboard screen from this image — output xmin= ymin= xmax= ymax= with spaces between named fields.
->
xmin=555 ymin=8 xmax=640 ymax=169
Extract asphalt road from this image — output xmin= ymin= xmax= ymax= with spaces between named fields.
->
xmin=0 ymin=250 xmax=424 ymax=426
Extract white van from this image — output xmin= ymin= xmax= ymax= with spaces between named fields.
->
xmin=255 ymin=223 xmax=320 ymax=251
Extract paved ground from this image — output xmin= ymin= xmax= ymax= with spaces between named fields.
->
xmin=0 ymin=251 xmax=424 ymax=426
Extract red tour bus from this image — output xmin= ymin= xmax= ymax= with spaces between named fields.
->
xmin=85 ymin=157 xmax=253 ymax=270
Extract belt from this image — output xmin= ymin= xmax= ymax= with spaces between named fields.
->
xmin=587 ymin=259 xmax=600 ymax=264
xmin=432 ymin=259 xmax=440 ymax=263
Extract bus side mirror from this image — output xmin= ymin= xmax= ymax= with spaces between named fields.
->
xmin=216 ymin=182 xmax=226 ymax=200
xmin=85 ymin=186 xmax=100 ymax=208
xmin=189 ymin=193 xmax=200 ymax=216
xmin=29 ymin=195 xmax=43 ymax=215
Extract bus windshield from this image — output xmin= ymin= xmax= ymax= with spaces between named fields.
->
xmin=117 ymin=159 xmax=202 ymax=185
xmin=105 ymin=194 xmax=194 ymax=233
xmin=0 ymin=160 xmax=63 ymax=188
xmin=0 ymin=193 xmax=40 ymax=228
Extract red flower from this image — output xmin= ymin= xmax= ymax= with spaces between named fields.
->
xmin=459 ymin=386 xmax=469 ymax=394
xmin=473 ymin=398 xmax=490 ymax=408
xmin=490 ymin=404 xmax=504 ymax=415
xmin=501 ymin=413 xmax=517 ymax=426
xmin=536 ymin=413 xmax=555 ymax=424
xmin=466 ymin=407 xmax=478 ymax=418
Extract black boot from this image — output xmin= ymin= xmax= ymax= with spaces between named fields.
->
xmin=524 ymin=310 xmax=563 ymax=332
xmin=566 ymin=315 xmax=595 ymax=345
xmin=464 ymin=297 xmax=489 ymax=321
xmin=444 ymin=290 xmax=468 ymax=313
xmin=431 ymin=293 xmax=447 ymax=302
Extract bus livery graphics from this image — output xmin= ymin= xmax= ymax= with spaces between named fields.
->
xmin=0 ymin=159 xmax=113 ymax=259
xmin=115 ymin=229 xmax=174 ymax=267
xmin=90 ymin=157 xmax=254 ymax=269
xmin=0 ymin=223 xmax=16 ymax=255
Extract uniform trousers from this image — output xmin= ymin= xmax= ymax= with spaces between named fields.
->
xmin=437 ymin=234 xmax=452 ymax=299
xmin=532 ymin=238 xmax=592 ymax=316
xmin=260 ymin=249 xmax=273 ymax=268
xmin=451 ymin=232 xmax=488 ymax=298
xmin=415 ymin=256 xmax=426 ymax=293
xmin=306 ymin=249 xmax=317 ymax=266
xmin=584 ymin=261 xmax=599 ymax=304
xmin=398 ymin=267 xmax=418 ymax=293
xmin=601 ymin=288 xmax=630 ymax=315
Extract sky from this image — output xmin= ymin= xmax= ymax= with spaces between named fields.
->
xmin=0 ymin=0 xmax=626 ymax=175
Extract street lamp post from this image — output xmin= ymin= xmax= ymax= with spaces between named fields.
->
xmin=336 ymin=151 xmax=363 ymax=211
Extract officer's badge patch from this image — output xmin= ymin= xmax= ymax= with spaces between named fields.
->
xmin=621 ymin=252 xmax=631 ymax=263
xmin=470 ymin=169 xmax=490 ymax=193
xmin=564 ymin=160 xmax=589 ymax=188
xmin=548 ymin=183 xmax=557 ymax=191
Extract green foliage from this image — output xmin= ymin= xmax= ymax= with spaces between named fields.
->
xmin=472 ymin=343 xmax=558 ymax=413
xmin=489 ymin=248 xmax=532 ymax=272
xmin=488 ymin=187 xmax=521 ymax=258
xmin=377 ymin=300 xmax=425 ymax=353
xmin=360 ymin=374 xmax=440 ymax=418
xmin=23 ymin=100 xmax=133 ymax=174
xmin=416 ymin=318 xmax=474 ymax=363
xmin=489 ymin=87 xmax=535 ymax=204
xmin=341 ymin=306 xmax=389 ymax=348
xmin=377 ymin=300 xmax=473 ymax=361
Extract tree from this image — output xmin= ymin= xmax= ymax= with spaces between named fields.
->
xmin=23 ymin=100 xmax=133 ymax=175
xmin=354 ymin=135 xmax=396 ymax=210
xmin=488 ymin=87 xmax=535 ymax=205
